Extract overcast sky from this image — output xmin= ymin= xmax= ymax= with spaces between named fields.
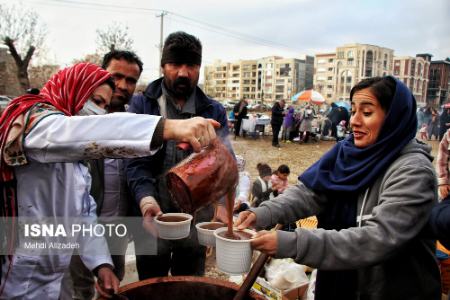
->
xmin=3 ymin=0 xmax=449 ymax=82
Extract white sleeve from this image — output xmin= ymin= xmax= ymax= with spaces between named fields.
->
xmin=24 ymin=112 xmax=162 ymax=163
xmin=79 ymin=195 xmax=114 ymax=271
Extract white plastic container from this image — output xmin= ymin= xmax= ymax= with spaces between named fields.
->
xmin=154 ymin=213 xmax=193 ymax=240
xmin=214 ymin=227 xmax=255 ymax=275
xmin=195 ymin=222 xmax=226 ymax=247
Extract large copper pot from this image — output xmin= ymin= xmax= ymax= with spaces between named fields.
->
xmin=97 ymin=276 xmax=266 ymax=300
xmin=167 ymin=139 xmax=238 ymax=213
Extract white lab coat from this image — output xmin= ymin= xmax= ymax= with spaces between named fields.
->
xmin=0 ymin=113 xmax=161 ymax=299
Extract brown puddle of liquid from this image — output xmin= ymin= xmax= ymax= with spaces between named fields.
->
xmin=157 ymin=215 xmax=188 ymax=222
xmin=200 ymin=223 xmax=226 ymax=230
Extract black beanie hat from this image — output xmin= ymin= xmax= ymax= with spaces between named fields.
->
xmin=161 ymin=31 xmax=202 ymax=66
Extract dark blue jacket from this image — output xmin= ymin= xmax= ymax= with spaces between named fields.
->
xmin=428 ymin=200 xmax=450 ymax=250
xmin=125 ymin=77 xmax=231 ymax=210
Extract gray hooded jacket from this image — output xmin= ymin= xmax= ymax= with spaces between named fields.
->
xmin=252 ymin=139 xmax=441 ymax=300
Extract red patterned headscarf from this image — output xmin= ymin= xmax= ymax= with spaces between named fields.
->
xmin=0 ymin=63 xmax=111 ymax=181
xmin=0 ymin=63 xmax=111 ymax=277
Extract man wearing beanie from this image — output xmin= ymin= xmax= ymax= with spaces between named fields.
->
xmin=125 ymin=31 xmax=234 ymax=279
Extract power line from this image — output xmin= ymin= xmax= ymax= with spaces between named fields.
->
xmin=169 ymin=12 xmax=299 ymax=52
xmin=26 ymin=0 xmax=301 ymax=53
xmin=167 ymin=14 xmax=300 ymax=52
xmin=31 ymin=0 xmax=160 ymax=13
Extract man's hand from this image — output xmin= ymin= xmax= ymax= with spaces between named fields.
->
xmin=234 ymin=211 xmax=257 ymax=230
xmin=95 ymin=266 xmax=119 ymax=298
xmin=439 ymin=184 xmax=450 ymax=199
xmin=140 ymin=196 xmax=162 ymax=217
xmin=140 ymin=196 xmax=162 ymax=236
xmin=250 ymin=230 xmax=278 ymax=256
xmin=163 ymin=117 xmax=220 ymax=152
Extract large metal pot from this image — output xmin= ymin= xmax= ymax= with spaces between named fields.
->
xmin=97 ymin=276 xmax=265 ymax=300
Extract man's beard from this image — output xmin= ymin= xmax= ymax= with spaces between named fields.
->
xmin=169 ymin=77 xmax=196 ymax=98
xmin=109 ymin=96 xmax=128 ymax=112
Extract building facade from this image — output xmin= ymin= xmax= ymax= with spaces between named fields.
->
xmin=0 ymin=47 xmax=23 ymax=97
xmin=427 ymin=59 xmax=450 ymax=106
xmin=334 ymin=44 xmax=394 ymax=101
xmin=314 ymin=52 xmax=336 ymax=102
xmin=393 ymin=54 xmax=431 ymax=106
xmin=203 ymin=55 xmax=314 ymax=105
xmin=314 ymin=44 xmax=394 ymax=103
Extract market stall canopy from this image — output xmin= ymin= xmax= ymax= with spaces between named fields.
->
xmin=335 ymin=100 xmax=351 ymax=111
xmin=291 ymin=90 xmax=325 ymax=105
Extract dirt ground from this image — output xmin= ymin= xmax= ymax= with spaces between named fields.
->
xmin=230 ymin=135 xmax=440 ymax=185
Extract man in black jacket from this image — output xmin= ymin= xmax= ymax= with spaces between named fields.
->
xmin=125 ymin=31 xmax=233 ymax=279
xmin=233 ymin=99 xmax=248 ymax=137
xmin=271 ymin=99 xmax=285 ymax=147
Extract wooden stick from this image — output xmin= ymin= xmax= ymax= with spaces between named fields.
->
xmin=233 ymin=223 xmax=284 ymax=300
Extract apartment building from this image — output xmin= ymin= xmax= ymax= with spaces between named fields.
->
xmin=204 ymin=59 xmax=258 ymax=101
xmin=314 ymin=53 xmax=336 ymax=102
xmin=314 ymin=44 xmax=394 ymax=102
xmin=203 ymin=56 xmax=314 ymax=104
xmin=334 ymin=44 xmax=394 ymax=101
xmin=427 ymin=58 xmax=450 ymax=106
xmin=393 ymin=54 xmax=431 ymax=106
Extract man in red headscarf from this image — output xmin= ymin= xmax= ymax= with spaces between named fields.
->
xmin=0 ymin=63 xmax=219 ymax=299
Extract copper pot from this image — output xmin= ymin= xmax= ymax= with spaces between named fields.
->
xmin=97 ymin=276 xmax=266 ymax=300
xmin=166 ymin=139 xmax=238 ymax=213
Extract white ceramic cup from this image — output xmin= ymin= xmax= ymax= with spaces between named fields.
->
xmin=195 ymin=222 xmax=226 ymax=247
xmin=154 ymin=213 xmax=193 ymax=240
xmin=214 ymin=227 xmax=255 ymax=275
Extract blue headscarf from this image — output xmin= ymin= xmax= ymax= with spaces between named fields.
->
xmin=299 ymin=76 xmax=417 ymax=193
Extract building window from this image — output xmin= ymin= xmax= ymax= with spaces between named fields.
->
xmin=347 ymin=50 xmax=354 ymax=59
xmin=410 ymin=60 xmax=416 ymax=76
xmin=337 ymin=51 xmax=344 ymax=59
xmin=365 ymin=50 xmax=373 ymax=77
xmin=279 ymin=64 xmax=291 ymax=76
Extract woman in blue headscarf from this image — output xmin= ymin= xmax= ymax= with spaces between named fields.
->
xmin=236 ymin=77 xmax=441 ymax=300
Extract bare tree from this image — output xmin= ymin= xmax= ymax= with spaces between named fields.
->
xmin=0 ymin=4 xmax=47 ymax=92
xmin=96 ymin=23 xmax=134 ymax=54
xmin=72 ymin=53 xmax=103 ymax=66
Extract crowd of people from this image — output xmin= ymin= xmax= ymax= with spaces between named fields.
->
xmin=0 ymin=29 xmax=449 ymax=300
